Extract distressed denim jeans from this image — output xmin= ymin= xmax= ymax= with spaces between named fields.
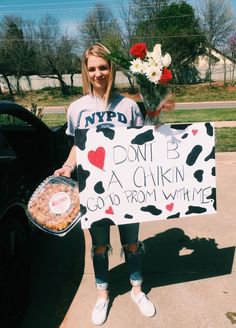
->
xmin=89 ymin=222 xmax=143 ymax=289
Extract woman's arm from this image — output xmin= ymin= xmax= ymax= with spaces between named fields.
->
xmin=54 ymin=145 xmax=77 ymax=177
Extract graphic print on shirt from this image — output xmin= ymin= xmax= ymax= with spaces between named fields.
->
xmin=84 ymin=110 xmax=128 ymax=128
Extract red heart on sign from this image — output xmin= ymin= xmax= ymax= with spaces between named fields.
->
xmin=105 ymin=206 xmax=114 ymax=215
xmin=192 ymin=129 xmax=198 ymax=136
xmin=166 ymin=203 xmax=174 ymax=211
xmin=88 ymin=147 xmax=105 ymax=170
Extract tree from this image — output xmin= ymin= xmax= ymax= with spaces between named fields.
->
xmin=79 ymin=3 xmax=123 ymax=52
xmin=132 ymin=0 xmax=173 ymax=23
xmin=0 ymin=16 xmax=37 ymax=94
xmin=0 ymin=25 xmax=15 ymax=95
xmin=116 ymin=2 xmax=140 ymax=91
xmin=130 ymin=0 xmax=206 ymax=84
xmin=229 ymin=33 xmax=236 ymax=58
xmin=197 ymin=0 xmax=235 ymax=84
xmin=118 ymin=3 xmax=136 ymax=50
xmin=228 ymin=32 xmax=236 ymax=82
xmin=35 ymin=14 xmax=80 ymax=95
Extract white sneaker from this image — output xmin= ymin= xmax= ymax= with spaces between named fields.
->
xmin=92 ymin=297 xmax=109 ymax=325
xmin=131 ymin=290 xmax=156 ymax=317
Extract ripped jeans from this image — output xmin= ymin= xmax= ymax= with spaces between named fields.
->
xmin=89 ymin=223 xmax=143 ymax=290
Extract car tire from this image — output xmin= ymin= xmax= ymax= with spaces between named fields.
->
xmin=0 ymin=215 xmax=30 ymax=328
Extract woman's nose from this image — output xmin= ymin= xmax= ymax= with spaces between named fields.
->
xmin=95 ymin=69 xmax=102 ymax=77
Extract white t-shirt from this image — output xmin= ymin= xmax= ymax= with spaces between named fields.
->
xmin=66 ymin=93 xmax=144 ymax=136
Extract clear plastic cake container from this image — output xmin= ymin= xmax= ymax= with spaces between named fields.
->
xmin=27 ymin=175 xmax=81 ymax=236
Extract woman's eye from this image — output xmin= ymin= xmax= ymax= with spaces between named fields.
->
xmin=88 ymin=67 xmax=95 ymax=72
xmin=100 ymin=66 xmax=109 ymax=71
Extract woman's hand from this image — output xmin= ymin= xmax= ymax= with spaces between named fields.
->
xmin=54 ymin=165 xmax=74 ymax=178
xmin=153 ymin=95 xmax=175 ymax=130
xmin=158 ymin=95 xmax=175 ymax=112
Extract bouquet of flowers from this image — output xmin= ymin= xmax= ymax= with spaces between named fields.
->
xmin=107 ymin=42 xmax=173 ymax=125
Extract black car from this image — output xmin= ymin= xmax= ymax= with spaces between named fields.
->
xmin=0 ymin=101 xmax=71 ymax=327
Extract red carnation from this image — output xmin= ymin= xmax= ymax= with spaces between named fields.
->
xmin=130 ymin=43 xmax=147 ymax=60
xmin=159 ymin=68 xmax=173 ymax=84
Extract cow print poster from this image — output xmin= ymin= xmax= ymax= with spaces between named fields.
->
xmin=75 ymin=123 xmax=216 ymax=229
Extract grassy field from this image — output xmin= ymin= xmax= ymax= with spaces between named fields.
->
xmin=171 ymin=82 xmax=236 ymax=102
xmin=162 ymin=108 xmax=236 ymax=123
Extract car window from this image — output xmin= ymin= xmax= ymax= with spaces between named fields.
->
xmin=0 ymin=114 xmax=29 ymax=127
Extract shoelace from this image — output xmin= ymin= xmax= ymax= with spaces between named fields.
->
xmin=136 ymin=293 xmax=149 ymax=305
xmin=95 ymin=299 xmax=108 ymax=311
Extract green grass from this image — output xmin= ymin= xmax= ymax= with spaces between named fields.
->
xmin=171 ymin=83 xmax=236 ymax=102
xmin=215 ymin=128 xmax=236 ymax=152
xmin=162 ymin=108 xmax=236 ymax=123
xmin=42 ymin=113 xmax=67 ymax=127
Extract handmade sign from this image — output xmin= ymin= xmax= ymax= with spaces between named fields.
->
xmin=75 ymin=123 xmax=216 ymax=229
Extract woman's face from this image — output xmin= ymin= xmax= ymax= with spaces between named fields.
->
xmin=87 ymin=55 xmax=111 ymax=97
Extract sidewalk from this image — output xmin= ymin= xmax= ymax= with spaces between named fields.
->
xmin=214 ymin=121 xmax=236 ymax=128
xmin=59 ymin=153 xmax=236 ymax=328
xmin=175 ymin=100 xmax=236 ymax=110
xmin=21 ymin=152 xmax=236 ymax=328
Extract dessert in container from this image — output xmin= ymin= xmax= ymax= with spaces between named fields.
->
xmin=27 ymin=175 xmax=81 ymax=236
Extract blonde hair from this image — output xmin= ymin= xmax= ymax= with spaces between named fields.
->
xmin=81 ymin=43 xmax=116 ymax=105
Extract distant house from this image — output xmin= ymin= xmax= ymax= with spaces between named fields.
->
xmin=196 ymin=47 xmax=236 ymax=82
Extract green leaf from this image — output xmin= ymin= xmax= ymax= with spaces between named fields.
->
xmin=105 ymin=52 xmax=131 ymax=71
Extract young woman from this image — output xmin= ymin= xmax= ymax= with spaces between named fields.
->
xmin=54 ymin=44 xmax=156 ymax=326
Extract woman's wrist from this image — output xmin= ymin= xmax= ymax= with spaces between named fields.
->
xmin=62 ymin=163 xmax=75 ymax=171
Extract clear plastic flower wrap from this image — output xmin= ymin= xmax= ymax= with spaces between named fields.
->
xmin=27 ymin=175 xmax=81 ymax=236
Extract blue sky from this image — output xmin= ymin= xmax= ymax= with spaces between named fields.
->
xmin=0 ymin=1 xmax=122 ymax=22
xmin=0 ymin=0 xmax=235 ymax=34
xmin=0 ymin=0 xmax=126 ymax=34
